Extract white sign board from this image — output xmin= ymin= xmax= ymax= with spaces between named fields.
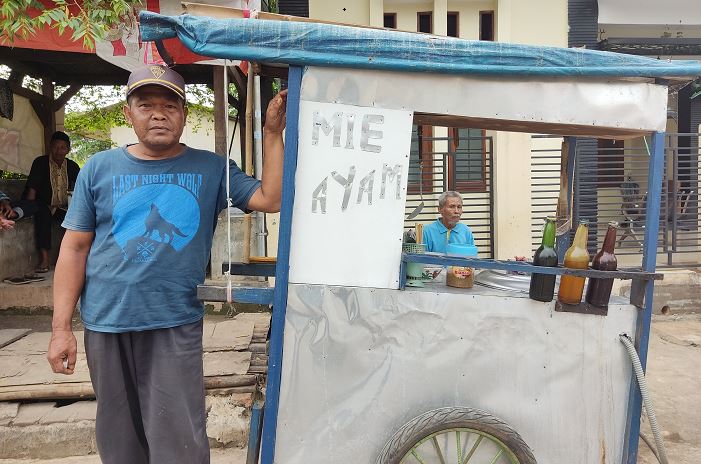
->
xmin=289 ymin=101 xmax=413 ymax=289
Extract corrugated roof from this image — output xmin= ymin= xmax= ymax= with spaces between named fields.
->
xmin=139 ymin=11 xmax=701 ymax=79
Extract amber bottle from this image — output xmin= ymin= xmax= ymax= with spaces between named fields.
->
xmin=558 ymin=221 xmax=590 ymax=305
xmin=585 ymin=222 xmax=618 ymax=308
xmin=529 ymin=217 xmax=558 ymax=302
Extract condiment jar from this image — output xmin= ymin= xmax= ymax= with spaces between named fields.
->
xmin=445 ymin=244 xmax=478 ymax=289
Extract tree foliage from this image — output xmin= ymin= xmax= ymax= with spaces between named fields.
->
xmin=0 ymin=0 xmax=142 ymax=50
xmin=63 ymin=84 xmax=225 ymax=136
xmin=68 ymin=136 xmax=113 ymax=166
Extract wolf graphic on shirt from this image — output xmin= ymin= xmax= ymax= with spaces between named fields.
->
xmin=143 ymin=204 xmax=187 ymax=244
xmin=111 ymin=179 xmax=200 ymax=263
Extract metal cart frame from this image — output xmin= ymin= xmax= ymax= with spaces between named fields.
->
xmin=138 ymin=10 xmax=700 ymax=463
xmin=227 ymin=67 xmax=666 ymax=464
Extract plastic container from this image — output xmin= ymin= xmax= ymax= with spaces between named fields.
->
xmin=446 ymin=244 xmax=478 ymax=288
xmin=403 ymin=242 xmax=426 ymax=287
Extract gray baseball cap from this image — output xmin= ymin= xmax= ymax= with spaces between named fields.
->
xmin=126 ymin=65 xmax=185 ymax=101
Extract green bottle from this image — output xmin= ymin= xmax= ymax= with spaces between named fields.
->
xmin=529 ymin=217 xmax=558 ymax=302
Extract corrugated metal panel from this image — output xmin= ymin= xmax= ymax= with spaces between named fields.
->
xmin=530 ymin=136 xmax=562 ymax=250
xmin=574 ymin=138 xmax=601 ymax=250
xmin=568 ymin=0 xmax=598 ymax=48
xmin=692 ymin=98 xmax=701 ymax=134
xmin=277 ymin=0 xmax=309 ymax=18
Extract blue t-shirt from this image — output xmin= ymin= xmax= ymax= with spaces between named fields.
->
xmin=63 ymin=146 xmax=261 ymax=333
xmin=422 ymin=219 xmax=475 ymax=253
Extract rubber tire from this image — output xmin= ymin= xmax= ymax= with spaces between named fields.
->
xmin=375 ymin=407 xmax=537 ymax=464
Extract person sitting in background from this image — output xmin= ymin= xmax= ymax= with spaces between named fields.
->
xmin=23 ymin=131 xmax=80 ymax=272
xmin=0 ymin=190 xmax=37 ymax=231
xmin=422 ymin=190 xmax=475 ymax=253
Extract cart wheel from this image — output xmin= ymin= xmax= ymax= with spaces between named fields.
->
xmin=376 ymin=407 xmax=536 ymax=464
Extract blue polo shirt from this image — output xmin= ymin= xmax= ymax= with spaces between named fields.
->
xmin=422 ymin=219 xmax=475 ymax=253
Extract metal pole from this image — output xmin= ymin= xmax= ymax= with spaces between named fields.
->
xmin=243 ymin=66 xmax=254 ymax=263
xmin=622 ymin=131 xmax=665 ymax=464
xmin=253 ymin=70 xmax=267 ymax=258
xmin=260 ymin=65 xmax=303 ymax=464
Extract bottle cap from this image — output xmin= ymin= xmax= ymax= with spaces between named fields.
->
xmin=608 ymin=221 xmax=619 ymax=228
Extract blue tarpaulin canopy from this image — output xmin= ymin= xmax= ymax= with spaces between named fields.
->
xmin=139 ymin=11 xmax=701 ymax=79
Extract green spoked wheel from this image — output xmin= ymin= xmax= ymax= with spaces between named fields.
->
xmin=376 ymin=407 xmax=537 ymax=464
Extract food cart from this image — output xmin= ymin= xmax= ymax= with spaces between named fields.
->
xmin=140 ymin=9 xmax=701 ymax=464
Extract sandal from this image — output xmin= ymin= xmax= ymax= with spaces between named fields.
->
xmin=23 ymin=274 xmax=46 ymax=282
xmin=3 ymin=277 xmax=30 ymax=285
xmin=35 ymin=266 xmax=50 ymax=274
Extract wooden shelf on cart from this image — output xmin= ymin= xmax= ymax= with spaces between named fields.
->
xmin=555 ymin=300 xmax=609 ymax=316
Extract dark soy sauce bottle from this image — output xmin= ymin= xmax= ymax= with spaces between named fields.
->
xmin=585 ymin=222 xmax=618 ymax=308
xmin=529 ymin=217 xmax=558 ymax=302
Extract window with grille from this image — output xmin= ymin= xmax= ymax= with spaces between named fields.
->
xmin=448 ymin=127 xmax=487 ymax=192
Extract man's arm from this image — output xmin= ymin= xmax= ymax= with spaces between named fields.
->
xmin=47 ymin=230 xmax=94 ymax=375
xmin=247 ymin=90 xmax=287 ymax=213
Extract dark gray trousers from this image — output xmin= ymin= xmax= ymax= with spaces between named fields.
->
xmin=85 ymin=320 xmax=210 ymax=464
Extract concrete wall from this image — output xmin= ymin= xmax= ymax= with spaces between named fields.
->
xmin=0 ymin=219 xmax=36 ymax=280
xmin=309 ymin=1 xmax=370 ymax=25
xmin=388 ymin=2 xmax=433 ymax=31
xmin=0 ymin=180 xmax=38 ymax=279
xmin=448 ymin=0 xmax=496 ymax=38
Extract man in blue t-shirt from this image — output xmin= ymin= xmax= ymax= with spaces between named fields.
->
xmin=422 ymin=191 xmax=475 ymax=253
xmin=46 ymin=66 xmax=287 ymax=464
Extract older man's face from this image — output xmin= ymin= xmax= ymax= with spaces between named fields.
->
xmin=439 ymin=196 xmax=463 ymax=229
xmin=49 ymin=140 xmax=70 ymax=161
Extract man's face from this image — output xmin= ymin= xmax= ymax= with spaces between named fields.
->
xmin=123 ymin=85 xmax=186 ymax=155
xmin=439 ymin=196 xmax=463 ymax=229
xmin=49 ymin=140 xmax=70 ymax=161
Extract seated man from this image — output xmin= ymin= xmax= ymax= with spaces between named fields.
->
xmin=422 ymin=190 xmax=475 ymax=253
xmin=0 ymin=190 xmax=37 ymax=230
xmin=23 ymin=131 xmax=80 ymax=272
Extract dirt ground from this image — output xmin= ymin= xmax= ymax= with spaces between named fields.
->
xmin=637 ymin=314 xmax=701 ymax=464
xmin=1 ymin=312 xmax=699 ymax=463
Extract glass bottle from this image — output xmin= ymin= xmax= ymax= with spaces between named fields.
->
xmin=529 ymin=217 xmax=558 ymax=302
xmin=557 ymin=220 xmax=590 ymax=305
xmin=585 ymin=222 xmax=618 ymax=308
